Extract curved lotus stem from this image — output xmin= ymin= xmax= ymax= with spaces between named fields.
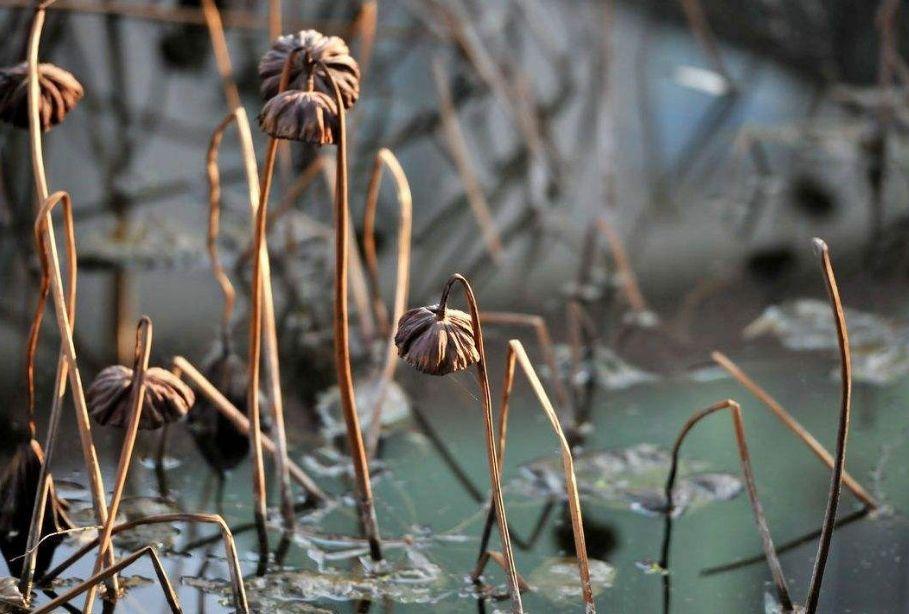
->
xmin=33 ymin=545 xmax=181 ymax=614
xmin=26 ymin=8 xmax=115 ymax=596
xmin=40 ymin=513 xmax=248 ymax=613
xmin=83 ymin=316 xmax=153 ymax=612
xmin=473 ymin=340 xmax=593 ymax=610
xmin=436 ymin=274 xmax=522 ymax=612
xmin=711 ymin=351 xmax=876 ymax=509
xmin=20 ymin=190 xmax=76 ymax=598
xmin=805 ymin=239 xmax=853 ymax=614
xmin=660 ymin=400 xmax=791 ymax=611
xmin=200 ymin=0 xmax=296 ymax=536
xmin=361 ymin=148 xmax=412 ymax=458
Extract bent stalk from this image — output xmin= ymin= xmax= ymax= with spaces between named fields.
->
xmin=661 ymin=399 xmax=791 ymax=611
xmin=805 ymin=239 xmax=853 ymax=614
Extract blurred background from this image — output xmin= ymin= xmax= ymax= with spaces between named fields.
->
xmin=1 ymin=1 xmax=909 ymax=612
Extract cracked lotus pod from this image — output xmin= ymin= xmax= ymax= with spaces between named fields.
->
xmin=0 ymin=62 xmax=83 ymax=131
xmin=258 ymin=29 xmax=360 ymax=108
xmin=259 ymin=89 xmax=338 ymax=144
xmin=87 ymin=365 xmax=194 ymax=429
xmin=394 ymin=305 xmax=480 ymax=376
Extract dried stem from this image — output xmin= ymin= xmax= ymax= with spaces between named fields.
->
xmin=33 ymin=546 xmax=181 ymax=614
xmin=472 ymin=550 xmax=531 ymax=593
xmin=436 ymin=274 xmax=522 ymax=612
xmin=201 ymin=0 xmax=296 ymax=535
xmin=711 ymin=351 xmax=876 ymax=509
xmin=677 ymin=0 xmax=733 ymax=86
xmin=25 ymin=6 xmax=116 ymax=598
xmin=322 ymin=64 xmax=384 ymax=562
xmin=474 ymin=340 xmax=593 ymax=610
xmin=661 ymin=399 xmax=791 ymax=611
xmin=173 ymin=356 xmax=325 ymax=500
xmin=83 ymin=316 xmax=153 ymax=612
xmin=360 ymin=148 xmax=412 ymax=458
xmin=431 ymin=56 xmax=504 ymax=264
xmin=594 ymin=216 xmax=649 ymax=314
xmin=20 ymin=190 xmax=76 ymax=598
xmin=41 ymin=513 xmax=248 ymax=613
xmin=350 ymin=0 xmax=377 ymax=81
xmin=206 ymin=111 xmax=239 ymax=339
xmin=805 ymin=238 xmax=853 ymax=614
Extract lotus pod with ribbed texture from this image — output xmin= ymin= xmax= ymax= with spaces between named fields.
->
xmin=258 ymin=89 xmax=337 ymax=144
xmin=258 ymin=29 xmax=360 ymax=108
xmin=394 ymin=305 xmax=480 ymax=376
xmin=87 ymin=365 xmax=194 ymax=429
xmin=0 ymin=62 xmax=83 ymax=131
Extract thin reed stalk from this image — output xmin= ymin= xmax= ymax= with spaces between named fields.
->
xmin=661 ymin=399 xmax=791 ymax=611
xmin=431 ymin=56 xmax=504 ymax=264
xmin=25 ymin=5 xmax=116 ymax=598
xmin=172 ymin=356 xmax=326 ymax=502
xmin=473 ymin=340 xmax=593 ymax=611
xmin=40 ymin=513 xmax=248 ymax=613
xmin=201 ymin=0 xmax=296 ymax=536
xmin=20 ymin=190 xmax=76 ymax=597
xmin=677 ymin=0 xmax=733 ymax=86
xmin=33 ymin=546 xmax=181 ymax=614
xmin=359 ymin=148 xmax=412 ymax=458
xmin=805 ymin=238 xmax=853 ymax=614
xmin=594 ymin=217 xmax=649 ymax=314
xmin=472 ymin=550 xmax=531 ymax=593
xmin=206 ymin=111 xmax=238 ymax=337
xmin=322 ymin=64 xmax=384 ymax=562
xmin=711 ymin=351 xmax=876 ymax=509
xmin=83 ymin=316 xmax=153 ymax=612
xmin=436 ymin=274 xmax=522 ymax=612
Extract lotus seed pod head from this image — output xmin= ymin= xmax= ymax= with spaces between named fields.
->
xmin=87 ymin=365 xmax=195 ymax=429
xmin=0 ymin=62 xmax=83 ymax=131
xmin=258 ymin=89 xmax=338 ymax=144
xmin=394 ymin=305 xmax=480 ymax=376
xmin=258 ymin=29 xmax=360 ymax=108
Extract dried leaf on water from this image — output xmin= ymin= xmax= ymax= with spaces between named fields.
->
xmin=528 ymin=557 xmax=615 ymax=602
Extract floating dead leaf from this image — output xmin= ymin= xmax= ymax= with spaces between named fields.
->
xmin=512 ymin=443 xmax=742 ymax=516
xmin=528 ymin=557 xmax=614 ymax=602
xmin=316 ymin=378 xmax=410 ymax=438
xmin=552 ymin=343 xmax=658 ymax=390
xmin=69 ymin=496 xmax=181 ymax=551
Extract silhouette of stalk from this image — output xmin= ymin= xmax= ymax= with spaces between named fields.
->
xmin=40 ymin=513 xmax=248 ymax=613
xmin=201 ymin=0 xmax=296 ymax=536
xmin=359 ymin=148 xmax=412 ymax=458
xmin=473 ymin=340 xmax=593 ymax=611
xmin=172 ymin=356 xmax=326 ymax=502
xmin=33 ymin=546 xmax=181 ymax=614
xmin=24 ymin=6 xmax=116 ymax=599
xmin=594 ymin=216 xmax=649 ymax=314
xmin=431 ymin=56 xmax=504 ymax=264
xmin=711 ymin=351 xmax=876 ymax=509
xmin=83 ymin=316 xmax=153 ymax=612
xmin=805 ymin=238 xmax=853 ymax=614
xmin=20 ymin=190 xmax=76 ymax=598
xmin=661 ymin=399 xmax=791 ymax=611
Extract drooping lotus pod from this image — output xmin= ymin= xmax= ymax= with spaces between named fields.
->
xmin=258 ymin=89 xmax=337 ymax=145
xmin=258 ymin=29 xmax=360 ymax=108
xmin=394 ymin=305 xmax=480 ymax=376
xmin=87 ymin=365 xmax=194 ymax=430
xmin=0 ymin=62 xmax=83 ymax=131
xmin=0 ymin=439 xmax=72 ymax=578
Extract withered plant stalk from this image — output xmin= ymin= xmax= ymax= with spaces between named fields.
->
xmin=201 ymin=0 xmax=296 ymax=535
xmin=24 ymin=4 xmax=117 ymax=599
xmin=20 ymin=191 xmax=76 ymax=598
xmin=33 ymin=546 xmax=181 ymax=614
xmin=41 ymin=513 xmax=248 ymax=613
xmin=805 ymin=238 xmax=853 ymax=614
xmin=321 ymin=63 xmax=384 ymax=562
xmin=711 ymin=351 xmax=876 ymax=509
xmin=594 ymin=216 xmax=649 ymax=314
xmin=473 ymin=340 xmax=593 ymax=611
xmin=360 ymin=148 xmax=412 ymax=458
xmin=83 ymin=316 xmax=153 ymax=612
xmin=437 ymin=274 xmax=523 ymax=612
xmin=661 ymin=399 xmax=792 ymax=611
